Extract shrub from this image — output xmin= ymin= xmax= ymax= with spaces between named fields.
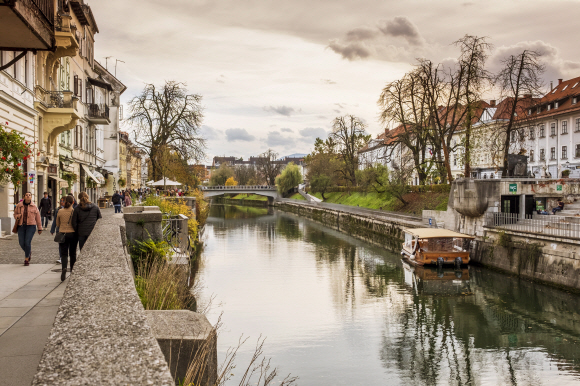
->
xmin=276 ymin=162 xmax=302 ymax=195
xmin=130 ymin=238 xmax=174 ymax=267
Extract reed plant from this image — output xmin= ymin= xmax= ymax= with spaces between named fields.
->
xmin=135 ymin=259 xmax=196 ymax=310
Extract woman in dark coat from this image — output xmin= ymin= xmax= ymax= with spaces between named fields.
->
xmin=72 ymin=191 xmax=102 ymax=251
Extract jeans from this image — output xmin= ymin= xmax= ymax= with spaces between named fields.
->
xmin=553 ymin=207 xmax=563 ymax=214
xmin=114 ymin=205 xmax=122 ymax=213
xmin=78 ymin=235 xmax=89 ymax=251
xmin=41 ymin=215 xmax=49 ymax=228
xmin=59 ymin=233 xmax=78 ymax=271
xmin=17 ymin=225 xmax=36 ymax=259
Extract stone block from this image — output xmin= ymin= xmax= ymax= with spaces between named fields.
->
xmin=124 ymin=206 xmax=144 ymax=213
xmin=146 ymin=310 xmax=217 ymax=386
xmin=124 ymin=210 xmax=163 ymax=244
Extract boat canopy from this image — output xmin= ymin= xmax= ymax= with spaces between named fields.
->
xmin=403 ymin=228 xmax=475 ymax=239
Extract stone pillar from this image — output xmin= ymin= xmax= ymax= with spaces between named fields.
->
xmin=146 ymin=310 xmax=217 ymax=386
xmin=124 ymin=206 xmax=163 ymax=243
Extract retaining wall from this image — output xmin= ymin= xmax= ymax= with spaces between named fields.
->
xmin=276 ymin=201 xmax=422 ymax=251
xmin=472 ymin=228 xmax=580 ymax=291
xmin=32 ymin=214 xmax=175 ymax=385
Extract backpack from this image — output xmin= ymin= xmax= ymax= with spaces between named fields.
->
xmin=112 ymin=194 xmax=121 ymax=205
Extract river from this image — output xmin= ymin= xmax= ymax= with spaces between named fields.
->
xmin=196 ymin=204 xmax=580 ymax=385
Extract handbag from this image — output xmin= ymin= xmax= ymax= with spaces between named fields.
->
xmin=54 ymin=210 xmax=73 ymax=243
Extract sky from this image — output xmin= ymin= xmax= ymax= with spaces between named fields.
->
xmin=90 ymin=0 xmax=580 ymax=163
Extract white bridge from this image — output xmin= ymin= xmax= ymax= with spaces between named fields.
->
xmin=200 ymin=185 xmax=279 ymax=200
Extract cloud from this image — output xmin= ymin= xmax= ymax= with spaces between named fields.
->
xmin=345 ymin=26 xmax=379 ymax=42
xmin=321 ymin=78 xmax=336 ymax=85
xmin=216 ymin=74 xmax=225 ymax=83
xmin=328 ymin=39 xmax=372 ymax=60
xmin=328 ymin=16 xmax=426 ymax=61
xmin=280 ymin=127 xmax=293 ymax=133
xmin=490 ymin=40 xmax=580 ymax=86
xmin=299 ymin=127 xmax=327 ymax=142
xmin=378 ymin=16 xmax=424 ymax=46
xmin=263 ymin=105 xmax=296 ymax=116
xmin=225 ymin=128 xmax=255 ymax=142
xmin=200 ymin=125 xmax=222 ymax=141
xmin=265 ymin=131 xmax=295 ymax=148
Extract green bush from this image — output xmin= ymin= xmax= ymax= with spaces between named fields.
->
xmin=130 ymin=238 xmax=174 ymax=268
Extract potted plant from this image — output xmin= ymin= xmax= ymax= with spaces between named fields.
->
xmin=62 ymin=172 xmax=78 ymax=188
xmin=562 ymin=169 xmax=571 ymax=178
xmin=0 ymin=122 xmax=34 ymax=188
xmin=118 ymin=178 xmax=126 ymax=188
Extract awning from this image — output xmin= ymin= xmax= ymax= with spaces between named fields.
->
xmin=87 ymin=77 xmax=113 ymax=92
xmin=93 ymin=171 xmax=105 ymax=184
xmin=48 ymin=176 xmax=67 ymax=183
xmin=81 ymin=164 xmax=100 ymax=184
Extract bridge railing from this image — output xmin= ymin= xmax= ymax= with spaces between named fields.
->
xmin=201 ymin=185 xmax=276 ymax=190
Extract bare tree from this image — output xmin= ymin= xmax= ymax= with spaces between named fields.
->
xmin=127 ymin=81 xmax=206 ymax=180
xmin=378 ymin=71 xmax=432 ymax=184
xmin=495 ymin=50 xmax=545 ymax=175
xmin=256 ymin=149 xmax=282 ymax=186
xmin=329 ymin=115 xmax=370 ymax=187
xmin=234 ymin=164 xmax=258 ymax=185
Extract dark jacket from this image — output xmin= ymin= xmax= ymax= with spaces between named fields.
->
xmin=72 ymin=203 xmax=102 ymax=237
xmin=112 ymin=193 xmax=122 ymax=205
xmin=39 ymin=197 xmax=52 ymax=216
xmin=50 ymin=206 xmax=63 ymax=233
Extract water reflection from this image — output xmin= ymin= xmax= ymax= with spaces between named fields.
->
xmin=199 ymin=205 xmax=580 ymax=385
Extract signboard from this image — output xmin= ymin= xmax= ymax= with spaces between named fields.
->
xmin=557 ymin=185 xmax=563 ymax=191
xmin=48 ymin=164 xmax=57 ymax=174
xmin=429 ymin=218 xmax=432 ymax=226
xmin=28 ymin=170 xmax=36 ymax=186
xmin=509 ymin=183 xmax=517 ymax=194
xmin=536 ymin=201 xmax=544 ymax=211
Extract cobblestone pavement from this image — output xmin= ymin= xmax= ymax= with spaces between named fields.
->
xmin=0 ymin=208 xmax=115 ymax=264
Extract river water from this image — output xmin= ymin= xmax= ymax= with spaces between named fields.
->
xmin=197 ymin=204 xmax=580 ymax=385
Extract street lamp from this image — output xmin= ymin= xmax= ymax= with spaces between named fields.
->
xmin=63 ymin=155 xmax=72 ymax=166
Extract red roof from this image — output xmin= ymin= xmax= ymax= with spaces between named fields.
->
xmin=527 ymin=76 xmax=580 ymax=119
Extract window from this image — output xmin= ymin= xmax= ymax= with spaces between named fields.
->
xmin=576 ymin=144 xmax=580 ymax=158
xmin=562 ymin=146 xmax=568 ymax=159
xmin=555 ymin=102 xmax=559 ymax=109
xmin=511 ymin=131 xmax=516 ymax=142
xmin=453 ymin=156 xmax=457 ymax=166
xmin=562 ymin=121 xmax=568 ymax=134
xmin=540 ymin=149 xmax=545 ymax=161
xmin=576 ymin=118 xmax=580 ymax=132
xmin=551 ymin=123 xmax=556 ymax=136
xmin=548 ymin=104 xmax=552 ymax=111
xmin=574 ymin=97 xmax=578 ymax=104
xmin=530 ymin=150 xmax=534 ymax=162
xmin=529 ymin=127 xmax=535 ymax=140
xmin=551 ymin=147 xmax=556 ymax=160
xmin=540 ymin=125 xmax=545 ymax=137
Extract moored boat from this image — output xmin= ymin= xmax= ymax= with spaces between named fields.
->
xmin=401 ymin=228 xmax=474 ymax=267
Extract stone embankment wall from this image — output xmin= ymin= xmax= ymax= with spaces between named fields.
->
xmin=276 ymin=201 xmax=422 ymax=251
xmin=472 ymin=229 xmax=580 ymax=291
xmin=32 ymin=214 xmax=175 ymax=385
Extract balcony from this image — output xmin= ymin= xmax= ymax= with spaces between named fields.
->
xmin=0 ymin=0 xmax=54 ymax=50
xmin=53 ymin=12 xmax=79 ymax=58
xmin=88 ymin=103 xmax=110 ymax=124
xmin=34 ymin=90 xmax=81 ymax=147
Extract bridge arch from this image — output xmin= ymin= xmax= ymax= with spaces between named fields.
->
xmin=200 ymin=185 xmax=279 ymax=200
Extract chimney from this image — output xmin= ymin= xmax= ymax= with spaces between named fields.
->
xmin=559 ymin=79 xmax=563 ymax=85
xmin=551 ymin=81 xmax=553 ymax=90
xmin=489 ymin=100 xmax=496 ymax=107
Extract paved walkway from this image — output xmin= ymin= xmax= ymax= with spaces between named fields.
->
xmin=0 ymin=264 xmax=66 ymax=386
xmin=0 ymin=225 xmax=61 ymax=265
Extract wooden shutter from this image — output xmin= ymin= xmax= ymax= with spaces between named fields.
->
xmin=74 ymin=75 xmax=78 ymax=95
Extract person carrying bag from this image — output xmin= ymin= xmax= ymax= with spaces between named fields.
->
xmin=56 ymin=196 xmax=78 ymax=281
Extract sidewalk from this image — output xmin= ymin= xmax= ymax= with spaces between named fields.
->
xmin=0 ymin=228 xmax=66 ymax=386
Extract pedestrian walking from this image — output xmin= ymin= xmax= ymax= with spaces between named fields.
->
xmin=72 ymin=192 xmax=102 ymax=251
xmin=67 ymin=192 xmax=78 ymax=208
xmin=56 ymin=196 xmax=77 ymax=281
xmin=124 ymin=191 xmax=132 ymax=207
xmin=13 ymin=192 xmax=43 ymax=266
xmin=50 ymin=196 xmax=66 ymax=264
xmin=39 ymin=192 xmax=52 ymax=228
xmin=112 ymin=190 xmax=122 ymax=213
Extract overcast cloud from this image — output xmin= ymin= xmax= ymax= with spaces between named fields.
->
xmin=90 ymin=0 xmax=580 ymax=161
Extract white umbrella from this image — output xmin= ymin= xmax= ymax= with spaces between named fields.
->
xmin=150 ymin=178 xmax=182 ymax=187
xmin=146 ymin=180 xmax=155 ymax=185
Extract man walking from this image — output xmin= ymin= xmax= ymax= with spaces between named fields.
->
xmin=112 ymin=190 xmax=122 ymax=213
xmin=39 ymin=192 xmax=52 ymax=228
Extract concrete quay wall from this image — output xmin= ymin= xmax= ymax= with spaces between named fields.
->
xmin=32 ymin=214 xmax=175 ymax=385
xmin=275 ymin=201 xmax=422 ymax=251
xmin=472 ymin=229 xmax=580 ymax=291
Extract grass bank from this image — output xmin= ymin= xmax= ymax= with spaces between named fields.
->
xmin=309 ymin=191 xmax=449 ymax=214
xmin=230 ymin=193 xmax=268 ymax=201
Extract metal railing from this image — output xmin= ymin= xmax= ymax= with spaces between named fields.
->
xmin=201 ymin=185 xmax=276 ymax=190
xmin=161 ymin=215 xmax=193 ymax=256
xmin=44 ymin=91 xmax=72 ymax=108
xmin=88 ymin=103 xmax=109 ymax=120
xmin=485 ymin=212 xmax=580 ymax=239
xmin=32 ymin=0 xmax=55 ymax=26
